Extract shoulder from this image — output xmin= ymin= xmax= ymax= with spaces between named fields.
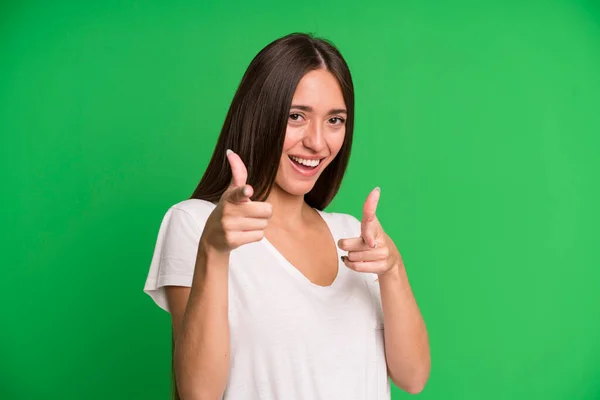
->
xmin=167 ymin=198 xmax=217 ymax=224
xmin=318 ymin=209 xmax=361 ymax=238
xmin=320 ymin=209 xmax=380 ymax=284
xmin=154 ymin=198 xmax=217 ymax=238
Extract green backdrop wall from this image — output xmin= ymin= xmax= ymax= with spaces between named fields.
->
xmin=2 ymin=0 xmax=599 ymax=399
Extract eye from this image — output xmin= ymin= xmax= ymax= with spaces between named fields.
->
xmin=289 ymin=113 xmax=304 ymax=122
xmin=329 ymin=117 xmax=346 ymax=125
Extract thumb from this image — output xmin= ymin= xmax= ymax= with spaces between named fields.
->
xmin=361 ymin=187 xmax=381 ymax=247
xmin=226 ymin=149 xmax=248 ymax=188
xmin=224 ymin=149 xmax=251 ymax=203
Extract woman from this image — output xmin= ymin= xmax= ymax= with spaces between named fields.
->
xmin=144 ymin=32 xmax=430 ymax=400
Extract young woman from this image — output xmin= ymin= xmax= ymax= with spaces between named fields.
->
xmin=144 ymin=32 xmax=430 ymax=400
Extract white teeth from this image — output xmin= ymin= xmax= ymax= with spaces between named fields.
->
xmin=290 ymin=156 xmax=321 ymax=167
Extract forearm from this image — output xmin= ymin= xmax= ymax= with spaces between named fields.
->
xmin=379 ymin=263 xmax=430 ymax=394
xmin=174 ymin=245 xmax=230 ymax=400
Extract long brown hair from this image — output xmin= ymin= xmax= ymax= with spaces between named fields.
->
xmin=190 ymin=32 xmax=355 ymax=210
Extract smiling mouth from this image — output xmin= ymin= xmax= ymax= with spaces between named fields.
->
xmin=289 ymin=155 xmax=323 ymax=169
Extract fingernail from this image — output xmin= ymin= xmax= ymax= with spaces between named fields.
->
xmin=375 ymin=186 xmax=381 ymax=192
xmin=243 ymin=186 xmax=250 ymax=196
xmin=226 ymin=149 xmax=233 ymax=156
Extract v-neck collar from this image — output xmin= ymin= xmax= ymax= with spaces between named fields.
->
xmin=260 ymin=208 xmax=349 ymax=296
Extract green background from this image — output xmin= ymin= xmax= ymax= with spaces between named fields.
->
xmin=2 ymin=0 xmax=599 ymax=399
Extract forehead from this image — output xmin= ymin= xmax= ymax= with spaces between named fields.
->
xmin=291 ymin=69 xmax=346 ymax=110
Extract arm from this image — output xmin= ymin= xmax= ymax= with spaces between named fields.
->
xmin=338 ymin=187 xmax=430 ymax=394
xmin=164 ymin=149 xmax=272 ymax=400
xmin=166 ymin=244 xmax=230 ymax=400
xmin=379 ymin=257 xmax=430 ymax=394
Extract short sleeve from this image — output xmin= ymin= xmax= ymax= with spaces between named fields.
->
xmin=143 ymin=200 xmax=215 ymax=312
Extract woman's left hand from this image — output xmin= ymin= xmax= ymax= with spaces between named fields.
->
xmin=338 ymin=188 xmax=404 ymax=276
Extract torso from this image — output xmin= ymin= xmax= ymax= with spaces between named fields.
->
xmin=224 ymin=206 xmax=389 ymax=400
xmin=153 ymin=199 xmax=390 ymax=400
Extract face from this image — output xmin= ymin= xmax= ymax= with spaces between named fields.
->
xmin=274 ymin=68 xmax=347 ymax=197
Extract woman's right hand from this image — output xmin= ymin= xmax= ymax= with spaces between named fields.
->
xmin=199 ymin=149 xmax=273 ymax=255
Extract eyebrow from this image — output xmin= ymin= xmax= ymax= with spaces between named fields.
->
xmin=290 ymin=104 xmax=347 ymax=115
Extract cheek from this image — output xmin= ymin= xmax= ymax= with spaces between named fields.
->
xmin=327 ymin=129 xmax=346 ymax=155
xmin=282 ymin=125 xmax=304 ymax=152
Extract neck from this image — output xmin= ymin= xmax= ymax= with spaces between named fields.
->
xmin=266 ymin=185 xmax=312 ymax=228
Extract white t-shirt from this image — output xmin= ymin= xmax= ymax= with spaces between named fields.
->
xmin=144 ymin=198 xmax=390 ymax=400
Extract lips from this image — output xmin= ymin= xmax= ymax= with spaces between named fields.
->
xmin=289 ymin=155 xmax=323 ymax=168
xmin=287 ymin=155 xmax=326 ymax=177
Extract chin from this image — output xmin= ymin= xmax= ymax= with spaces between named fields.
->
xmin=279 ymin=182 xmax=316 ymax=197
xmin=274 ymin=176 xmax=319 ymax=197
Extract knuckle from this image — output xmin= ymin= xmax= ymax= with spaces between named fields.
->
xmin=262 ymin=204 xmax=273 ymax=218
xmin=221 ymin=217 xmax=233 ymax=231
xmin=224 ymin=231 xmax=235 ymax=245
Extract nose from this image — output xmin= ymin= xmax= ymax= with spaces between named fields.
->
xmin=302 ymin=121 xmax=326 ymax=152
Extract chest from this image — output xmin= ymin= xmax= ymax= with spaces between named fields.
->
xmin=228 ymin=242 xmax=380 ymax=340
xmin=265 ymin=224 xmax=339 ymax=287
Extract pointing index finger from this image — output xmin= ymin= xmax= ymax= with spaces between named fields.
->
xmin=362 ymin=187 xmax=380 ymax=225
xmin=361 ymin=187 xmax=381 ymax=247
